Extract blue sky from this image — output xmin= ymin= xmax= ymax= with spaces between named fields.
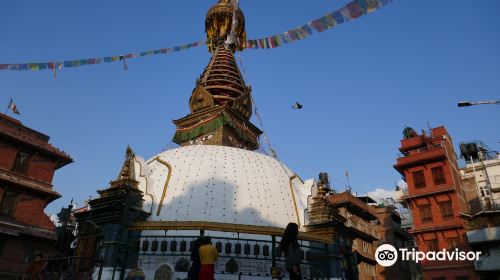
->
xmin=1 ymin=0 xmax=499 ymax=215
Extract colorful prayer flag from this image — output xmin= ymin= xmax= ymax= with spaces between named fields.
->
xmin=300 ymin=24 xmax=313 ymax=35
xmin=272 ymin=35 xmax=281 ymax=47
xmin=332 ymin=11 xmax=345 ymax=24
xmin=309 ymin=20 xmax=327 ymax=33
xmin=288 ymin=30 xmax=299 ymax=41
xmin=340 ymin=7 xmax=353 ymax=21
xmin=366 ymin=0 xmax=381 ymax=13
xmin=347 ymin=2 xmax=363 ymax=19
xmin=280 ymin=32 xmax=292 ymax=44
xmin=29 ymin=63 xmax=39 ymax=70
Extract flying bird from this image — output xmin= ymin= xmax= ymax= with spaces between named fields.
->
xmin=292 ymin=102 xmax=303 ymax=109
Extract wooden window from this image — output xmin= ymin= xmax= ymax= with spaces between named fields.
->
xmin=12 ymin=150 xmax=32 ymax=174
xmin=363 ymin=263 xmax=376 ymax=276
xmin=413 ymin=170 xmax=426 ymax=188
xmin=432 ymin=166 xmax=446 ymax=185
xmin=23 ymin=247 xmax=42 ymax=263
xmin=419 ymin=205 xmax=433 ymax=223
xmin=0 ymin=189 xmax=21 ymax=216
xmin=439 ymin=202 xmax=453 ymax=219
xmin=362 ymin=241 xmax=371 ymax=253
xmin=446 ymin=238 xmax=460 ymax=250
xmin=425 ymin=239 xmax=439 ymax=252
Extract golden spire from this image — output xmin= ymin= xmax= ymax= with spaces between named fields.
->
xmin=110 ymin=145 xmax=139 ymax=188
xmin=205 ymin=0 xmax=246 ymax=52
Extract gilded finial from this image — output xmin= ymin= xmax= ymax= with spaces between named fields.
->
xmin=205 ymin=0 xmax=246 ymax=52
xmin=110 ymin=145 xmax=139 ymax=188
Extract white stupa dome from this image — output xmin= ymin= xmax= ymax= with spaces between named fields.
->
xmin=134 ymin=145 xmax=307 ymax=229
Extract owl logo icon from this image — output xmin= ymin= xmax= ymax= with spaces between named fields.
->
xmin=375 ymin=244 xmax=398 ymax=267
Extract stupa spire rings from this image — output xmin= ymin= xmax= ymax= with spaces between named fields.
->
xmin=172 ymin=0 xmax=261 ymax=150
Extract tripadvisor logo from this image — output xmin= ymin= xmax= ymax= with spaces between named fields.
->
xmin=375 ymin=244 xmax=482 ymax=267
xmin=375 ymin=244 xmax=398 ymax=267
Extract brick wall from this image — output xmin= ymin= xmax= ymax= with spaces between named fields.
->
xmin=0 ymin=141 xmax=17 ymax=170
xmin=0 ymin=235 xmax=57 ymax=278
xmin=14 ymin=191 xmax=55 ymax=230
xmin=25 ymin=154 xmax=57 ymax=184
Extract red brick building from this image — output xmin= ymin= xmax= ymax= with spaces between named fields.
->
xmin=327 ymin=192 xmax=380 ymax=280
xmin=0 ymin=113 xmax=72 ymax=279
xmin=394 ymin=126 xmax=477 ymax=280
xmin=372 ymin=204 xmax=420 ymax=280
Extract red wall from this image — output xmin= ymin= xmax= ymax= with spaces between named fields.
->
xmin=397 ymin=127 xmax=478 ymax=279
xmin=0 ymin=139 xmax=58 ymax=184
xmin=26 ymin=154 xmax=57 ymax=184
xmin=0 ymin=141 xmax=18 ymax=170
xmin=0 ymin=236 xmax=57 ymax=277
xmin=14 ymin=192 xmax=55 ymax=230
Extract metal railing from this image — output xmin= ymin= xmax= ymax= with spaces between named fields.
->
xmin=469 ymin=197 xmax=500 ymax=214
xmin=138 ymin=234 xmax=330 ymax=279
xmin=401 ymin=143 xmax=444 ymax=157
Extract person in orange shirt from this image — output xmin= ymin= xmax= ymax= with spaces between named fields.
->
xmin=198 ymin=237 xmax=218 ymax=280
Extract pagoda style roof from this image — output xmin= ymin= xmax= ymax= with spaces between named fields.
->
xmin=0 ymin=167 xmax=61 ymax=201
xmin=0 ymin=113 xmax=73 ymax=169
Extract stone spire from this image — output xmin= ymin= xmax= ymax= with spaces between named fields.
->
xmin=172 ymin=0 xmax=262 ymax=150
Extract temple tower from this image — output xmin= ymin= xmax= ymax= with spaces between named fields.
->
xmin=172 ymin=0 xmax=262 ymax=150
xmin=75 ymin=146 xmax=150 ymax=279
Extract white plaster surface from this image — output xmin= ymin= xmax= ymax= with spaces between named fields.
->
xmin=133 ymin=145 xmax=309 ymax=228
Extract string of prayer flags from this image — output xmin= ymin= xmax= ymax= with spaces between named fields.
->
xmin=245 ymin=0 xmax=392 ymax=49
xmin=0 ymin=41 xmax=205 ymax=71
xmin=0 ymin=0 xmax=394 ymax=71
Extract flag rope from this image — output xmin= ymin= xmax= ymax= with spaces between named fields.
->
xmin=0 ymin=0 xmax=393 ymax=72
xmin=245 ymin=0 xmax=392 ymax=49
